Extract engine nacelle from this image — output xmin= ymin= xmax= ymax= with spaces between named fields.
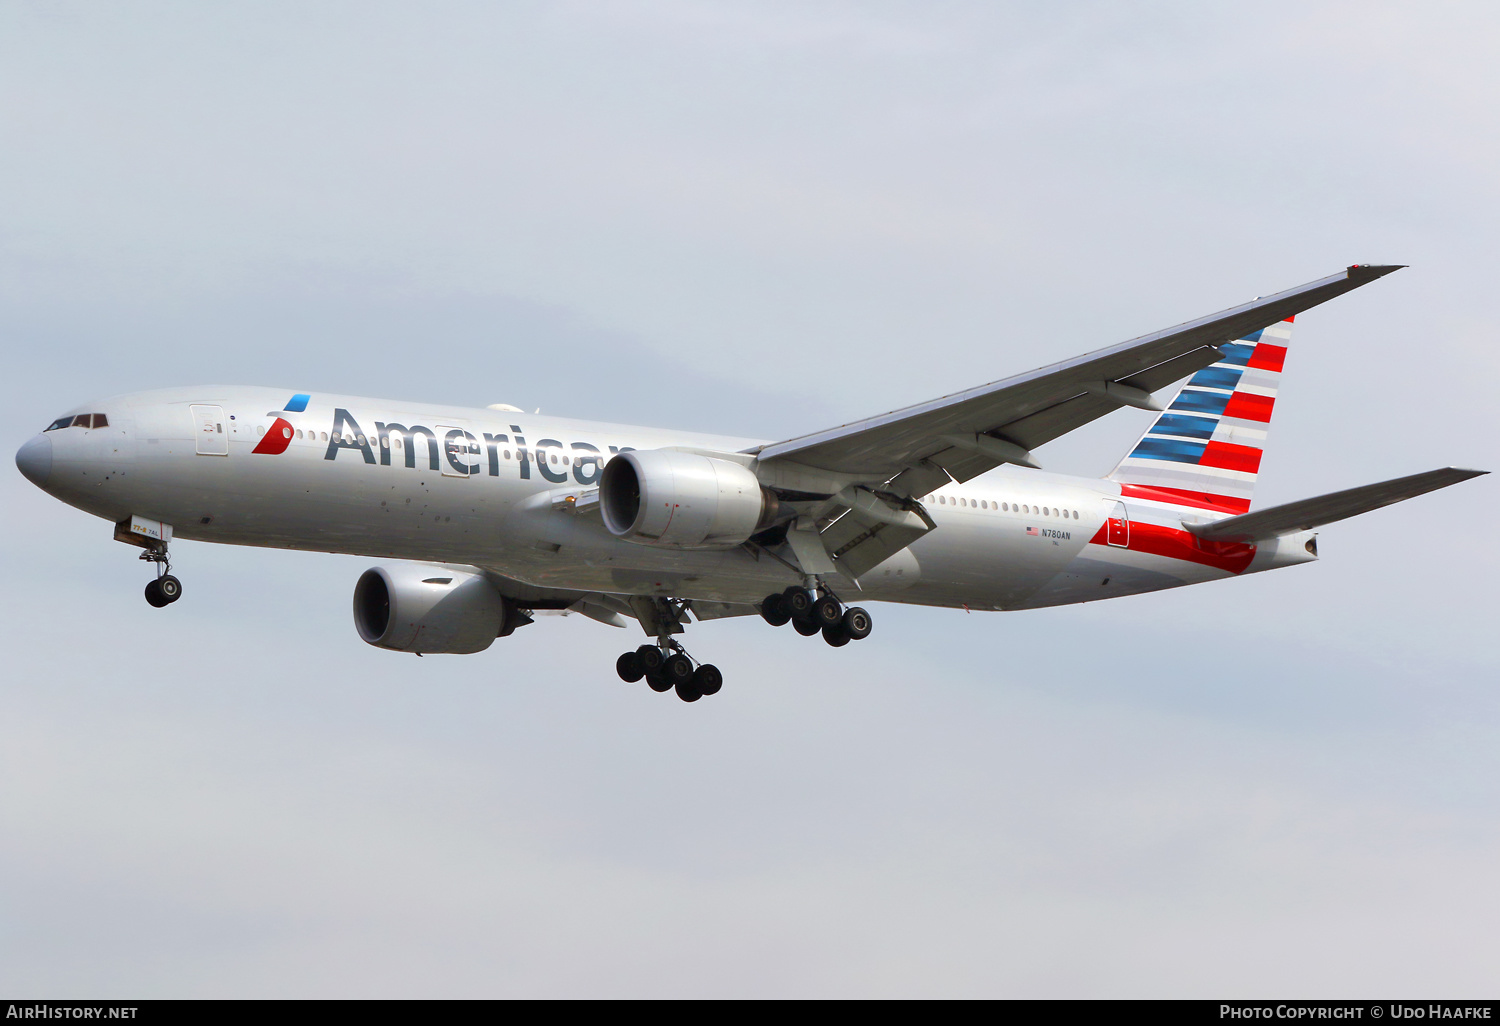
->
xmin=600 ymin=449 xmax=778 ymax=549
xmin=352 ymin=564 xmax=512 ymax=654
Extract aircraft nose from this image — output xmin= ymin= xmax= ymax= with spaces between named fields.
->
xmin=15 ymin=434 xmax=53 ymax=489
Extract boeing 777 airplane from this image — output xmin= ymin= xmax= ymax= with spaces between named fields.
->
xmin=14 ymin=265 xmax=1486 ymax=702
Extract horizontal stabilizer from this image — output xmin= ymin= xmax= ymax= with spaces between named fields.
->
xmin=1186 ymin=467 xmax=1488 ymax=543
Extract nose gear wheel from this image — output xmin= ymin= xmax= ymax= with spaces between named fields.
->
xmin=138 ymin=543 xmax=183 ymax=607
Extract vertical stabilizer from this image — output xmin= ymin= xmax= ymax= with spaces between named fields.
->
xmin=1108 ymin=318 xmax=1292 ymax=513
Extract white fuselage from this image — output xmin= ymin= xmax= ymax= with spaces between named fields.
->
xmin=21 ymin=386 xmax=1318 ymax=613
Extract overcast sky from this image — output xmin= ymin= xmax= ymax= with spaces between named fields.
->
xmin=2 ymin=1 xmax=1497 ymax=997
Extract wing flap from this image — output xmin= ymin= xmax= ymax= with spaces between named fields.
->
xmin=1186 ymin=467 xmax=1488 ymax=543
xmin=822 ymin=509 xmax=933 ymax=581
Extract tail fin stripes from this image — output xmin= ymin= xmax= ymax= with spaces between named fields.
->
xmin=1108 ymin=318 xmax=1293 ymax=514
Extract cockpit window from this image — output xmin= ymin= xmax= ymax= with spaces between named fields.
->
xmin=44 ymin=413 xmax=108 ymax=431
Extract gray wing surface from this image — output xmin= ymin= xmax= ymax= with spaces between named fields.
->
xmin=1186 ymin=468 xmax=1488 ymax=544
xmin=752 ymin=265 xmax=1404 ymax=497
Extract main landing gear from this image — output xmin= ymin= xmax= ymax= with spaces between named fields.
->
xmin=759 ymin=585 xmax=871 ymax=647
xmin=615 ymin=642 xmax=724 ymax=704
xmin=610 ymin=587 xmax=868 ymax=703
xmin=140 ymin=543 xmax=183 ymax=608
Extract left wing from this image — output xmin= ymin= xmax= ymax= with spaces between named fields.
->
xmin=752 ymin=265 xmax=1403 ymax=499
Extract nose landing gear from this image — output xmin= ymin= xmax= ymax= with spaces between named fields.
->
xmin=140 ymin=544 xmax=183 ymax=608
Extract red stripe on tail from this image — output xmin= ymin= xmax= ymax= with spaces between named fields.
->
xmin=1199 ymin=441 xmax=1263 ymax=474
xmin=1118 ymin=484 xmax=1251 ymax=514
xmin=1247 ymin=343 xmax=1287 ymax=372
xmin=1221 ymin=391 xmax=1275 ymax=423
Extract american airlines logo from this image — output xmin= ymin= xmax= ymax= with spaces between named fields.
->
xmin=254 ymin=397 xmax=632 ymax=487
xmin=250 ymin=393 xmax=309 ymax=456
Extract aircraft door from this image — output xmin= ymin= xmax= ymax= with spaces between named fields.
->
xmin=190 ymin=404 xmax=229 ymax=456
xmin=1106 ymin=501 xmax=1130 ymax=547
xmin=436 ymin=422 xmax=480 ymax=477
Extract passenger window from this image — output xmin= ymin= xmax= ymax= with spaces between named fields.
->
xmin=504 ymin=450 xmax=511 ymax=460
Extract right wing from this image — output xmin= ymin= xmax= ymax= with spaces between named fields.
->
xmin=753 ymin=265 xmax=1405 ymax=499
xmin=749 ymin=264 xmax=1405 ymax=580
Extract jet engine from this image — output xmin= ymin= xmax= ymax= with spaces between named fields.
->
xmin=352 ymin=564 xmax=515 ymax=654
xmin=600 ymin=449 xmax=779 ymax=549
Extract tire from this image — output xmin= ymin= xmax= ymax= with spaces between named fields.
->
xmin=663 ymin=653 xmax=694 ymax=686
xmin=616 ymin=651 xmax=644 ymax=683
xmin=813 ymin=595 xmax=843 ymax=628
xmin=760 ymin=593 xmax=791 ymax=627
xmin=785 ymin=587 xmax=814 ymax=622
xmin=675 ymin=680 xmax=703 ymax=703
xmin=793 ymin=617 xmax=821 ymax=637
xmin=822 ymin=622 xmax=851 ymax=647
xmin=143 ymin=579 xmax=169 ymax=608
xmin=646 ymin=670 xmax=673 ymax=693
xmin=157 ymin=575 xmax=182 ymax=603
xmin=842 ymin=606 xmax=872 ymax=641
xmin=637 ymin=645 xmax=665 ymax=673
xmin=693 ymin=664 xmax=723 ymax=696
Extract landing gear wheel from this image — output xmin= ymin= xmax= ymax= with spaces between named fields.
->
xmin=637 ymin=645 xmax=665 ymax=674
xmin=813 ymin=595 xmax=843 ymax=628
xmin=675 ymin=679 xmax=703 ymax=703
xmin=822 ymin=622 xmax=851 ymax=647
xmin=646 ymin=669 xmax=672 ymax=693
xmin=760 ymin=593 xmax=792 ymax=627
xmin=616 ymin=651 xmax=644 ymax=683
xmin=793 ymin=617 xmax=822 ymax=637
xmin=157 ymin=575 xmax=182 ymax=603
xmin=842 ymin=606 xmax=872 ymax=641
xmin=785 ymin=587 xmax=814 ymax=622
xmin=143 ymin=579 xmax=169 ymax=608
xmin=693 ymin=664 xmax=723 ymax=696
xmin=663 ymin=653 xmax=694 ymax=687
